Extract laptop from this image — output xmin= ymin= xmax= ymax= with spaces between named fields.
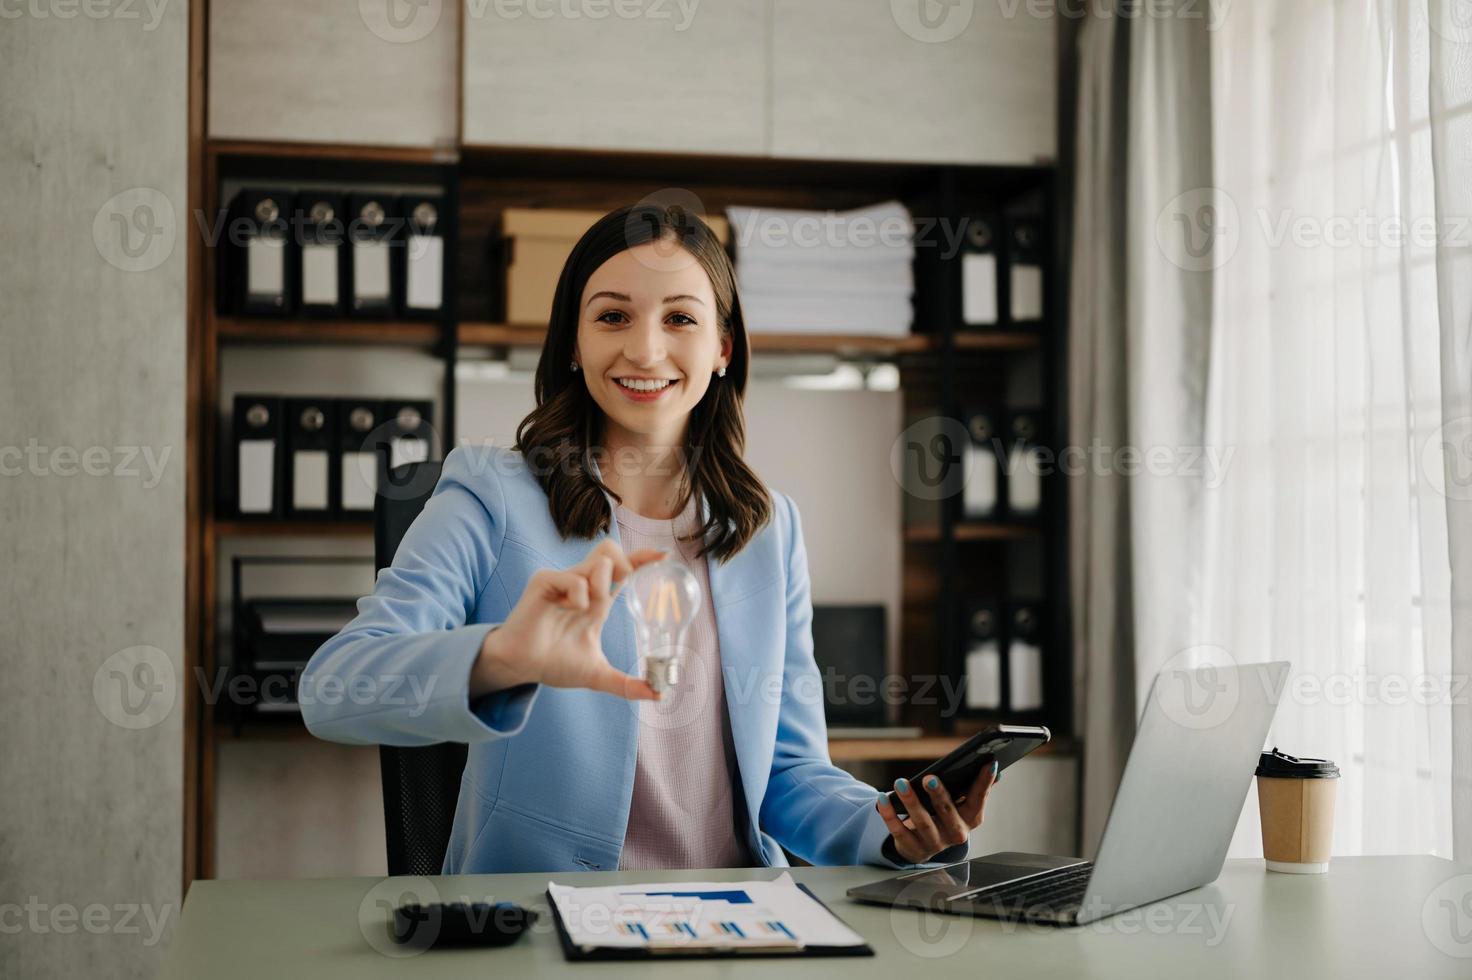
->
xmin=812 ymin=604 xmax=921 ymax=739
xmin=847 ymin=660 xmax=1290 ymax=924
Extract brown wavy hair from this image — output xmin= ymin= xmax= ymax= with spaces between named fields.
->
xmin=512 ymin=203 xmax=771 ymax=563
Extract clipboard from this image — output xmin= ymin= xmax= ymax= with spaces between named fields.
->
xmin=546 ymin=881 xmax=875 ymax=960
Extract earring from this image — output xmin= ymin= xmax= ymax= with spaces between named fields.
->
xmin=717 ymin=366 xmax=726 ymax=378
xmin=570 ymin=360 xmax=580 ymax=372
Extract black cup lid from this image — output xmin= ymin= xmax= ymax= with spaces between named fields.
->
xmin=1256 ymin=747 xmax=1340 ymax=779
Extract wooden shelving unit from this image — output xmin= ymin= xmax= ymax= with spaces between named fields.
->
xmin=185 ymin=135 xmax=1069 ymax=884
xmin=183 ymin=0 xmax=1072 ymax=900
xmin=188 ymin=136 xmax=461 ymax=885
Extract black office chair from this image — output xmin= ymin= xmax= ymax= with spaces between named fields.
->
xmin=373 ymin=460 xmax=469 ymax=877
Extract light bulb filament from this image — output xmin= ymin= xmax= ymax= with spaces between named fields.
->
xmin=648 ymin=580 xmax=682 ymax=624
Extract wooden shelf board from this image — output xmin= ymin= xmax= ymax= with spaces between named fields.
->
xmin=457 ymin=143 xmax=1053 ymax=193
xmin=457 ymin=323 xmax=548 ymax=347
xmin=829 ymin=735 xmax=963 ymax=762
xmin=828 ymin=733 xmax=1077 ymax=762
xmin=753 ymin=333 xmax=932 ymax=355
xmin=459 ymin=323 xmax=1028 ymax=357
xmin=213 ymin=320 xmax=1032 ymax=356
xmin=211 ymin=518 xmax=373 ymax=539
xmin=206 ymin=139 xmax=457 ymax=165
xmin=210 ymin=720 xmax=1075 ymax=757
xmin=216 ymin=316 xmax=442 ymax=348
xmin=904 ymin=522 xmax=1042 ymax=543
xmin=951 ymin=331 xmax=1041 ymax=351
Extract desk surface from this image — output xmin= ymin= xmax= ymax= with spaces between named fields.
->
xmin=160 ymin=856 xmax=1472 ymax=979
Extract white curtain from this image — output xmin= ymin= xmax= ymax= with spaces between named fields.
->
xmin=1206 ymin=0 xmax=1472 ymax=859
xmin=1070 ymin=8 xmax=1138 ymax=858
xmin=1070 ymin=2 xmax=1216 ymax=854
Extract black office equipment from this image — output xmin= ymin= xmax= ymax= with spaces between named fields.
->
xmin=959 ymin=213 xmax=1000 ymax=328
xmin=334 ymin=398 xmax=381 ymax=519
xmin=960 ymin=408 xmax=1002 ymax=520
xmin=1006 ymin=215 xmax=1046 ymax=326
xmin=232 ymin=394 xmax=285 ymax=518
xmin=348 ymin=193 xmax=398 ymax=316
xmin=392 ymin=902 xmax=537 ymax=950
xmin=234 ymin=600 xmax=359 ymax=717
xmin=285 ymin=397 xmax=335 ymax=520
xmin=961 ymin=599 xmax=1003 ymax=711
xmin=400 ymin=194 xmax=446 ymax=317
xmin=811 ymin=605 xmax=920 ymax=739
xmin=885 ymin=724 xmax=1050 ymax=820
xmin=225 ymin=188 xmax=293 ymax=316
xmin=295 ymin=193 xmax=346 ymax=316
xmin=374 ymin=460 xmax=468 ymax=878
xmin=229 ymin=556 xmax=366 ymax=725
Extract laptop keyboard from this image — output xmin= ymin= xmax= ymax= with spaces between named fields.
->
xmin=963 ymin=862 xmax=1094 ymax=919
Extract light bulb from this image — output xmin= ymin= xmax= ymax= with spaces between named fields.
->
xmin=619 ymin=558 xmax=702 ymax=693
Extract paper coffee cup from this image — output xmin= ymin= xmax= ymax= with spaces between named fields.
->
xmin=1255 ymin=747 xmax=1339 ymax=874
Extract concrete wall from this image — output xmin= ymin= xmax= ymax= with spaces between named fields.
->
xmin=0 ymin=6 xmax=188 ymax=978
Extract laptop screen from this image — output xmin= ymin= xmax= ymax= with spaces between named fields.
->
xmin=811 ymin=604 xmax=886 ymax=727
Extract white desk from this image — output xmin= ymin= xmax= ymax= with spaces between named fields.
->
xmin=159 ymin=856 xmax=1472 ymax=978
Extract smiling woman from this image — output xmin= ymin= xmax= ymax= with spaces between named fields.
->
xmin=514 ymin=204 xmax=769 ymax=561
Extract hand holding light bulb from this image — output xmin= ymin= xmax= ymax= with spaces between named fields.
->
xmin=471 ymin=539 xmax=670 ymax=702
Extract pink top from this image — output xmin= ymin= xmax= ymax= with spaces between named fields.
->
xmin=614 ymin=493 xmax=753 ymax=870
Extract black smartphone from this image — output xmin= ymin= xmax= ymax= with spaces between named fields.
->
xmin=392 ymin=901 xmax=537 ymax=950
xmin=886 ymin=724 xmax=1051 ymax=820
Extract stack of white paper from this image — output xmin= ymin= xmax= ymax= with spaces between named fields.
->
xmin=547 ymin=872 xmax=867 ymax=953
xmin=727 ymin=201 xmax=915 ymax=337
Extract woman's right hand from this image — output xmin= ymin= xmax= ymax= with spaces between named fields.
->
xmin=469 ymin=539 xmax=669 ymax=702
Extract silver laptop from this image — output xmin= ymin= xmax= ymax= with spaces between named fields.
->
xmin=847 ymin=660 xmax=1289 ymax=925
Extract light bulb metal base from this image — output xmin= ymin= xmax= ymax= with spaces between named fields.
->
xmin=644 ymin=657 xmax=680 ymax=693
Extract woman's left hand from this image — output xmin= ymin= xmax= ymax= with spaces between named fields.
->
xmin=875 ymin=760 xmax=1000 ymax=864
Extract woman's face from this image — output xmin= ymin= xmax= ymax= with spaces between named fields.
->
xmin=574 ymin=241 xmax=731 ymax=449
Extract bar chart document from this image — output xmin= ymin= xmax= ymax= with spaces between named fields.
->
xmin=546 ymin=872 xmax=872 ymax=958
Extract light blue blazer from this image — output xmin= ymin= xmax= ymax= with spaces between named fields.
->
xmin=302 ymin=445 xmax=968 ymax=874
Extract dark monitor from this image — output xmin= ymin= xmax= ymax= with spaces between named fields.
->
xmin=811 ymin=604 xmax=887 ymax=727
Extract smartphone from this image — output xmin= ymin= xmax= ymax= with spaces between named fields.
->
xmin=886 ymin=724 xmax=1051 ymax=820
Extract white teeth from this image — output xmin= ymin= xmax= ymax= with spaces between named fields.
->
xmin=617 ymin=378 xmax=675 ymax=392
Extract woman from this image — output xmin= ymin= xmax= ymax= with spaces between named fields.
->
xmin=302 ymin=204 xmax=1000 ymax=874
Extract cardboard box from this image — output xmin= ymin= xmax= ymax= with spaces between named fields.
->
xmin=502 ymin=208 xmax=730 ymax=327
